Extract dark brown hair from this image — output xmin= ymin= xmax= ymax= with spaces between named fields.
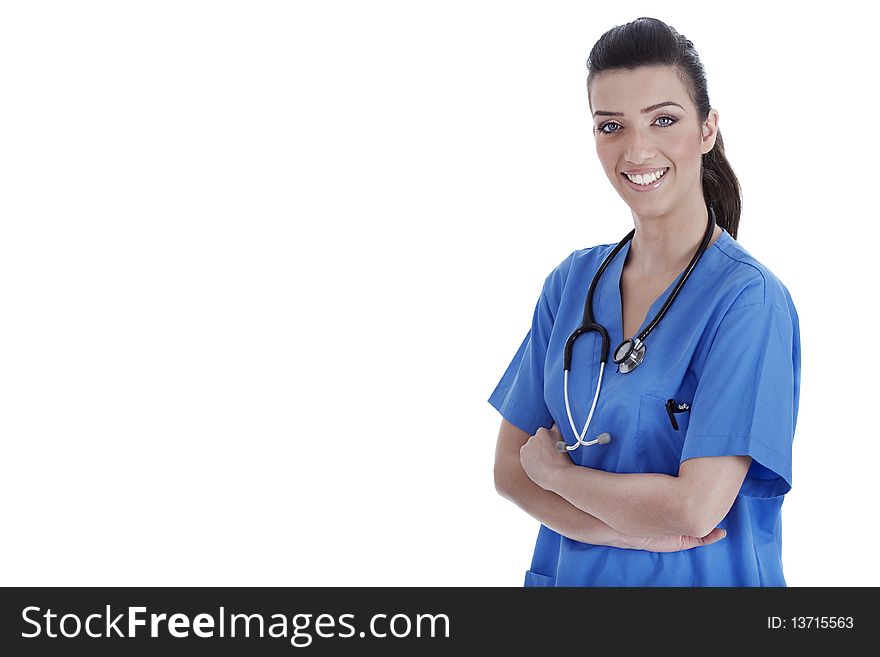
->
xmin=586 ymin=17 xmax=742 ymax=239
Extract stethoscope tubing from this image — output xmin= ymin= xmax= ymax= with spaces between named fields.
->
xmin=636 ymin=206 xmax=716 ymax=344
xmin=559 ymin=204 xmax=717 ymax=451
xmin=562 ymin=361 xmax=607 ymax=449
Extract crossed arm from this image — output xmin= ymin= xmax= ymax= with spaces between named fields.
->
xmin=495 ymin=419 xmax=751 ymax=542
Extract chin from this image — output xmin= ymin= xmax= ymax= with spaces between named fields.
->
xmin=624 ymin=199 xmax=672 ymax=219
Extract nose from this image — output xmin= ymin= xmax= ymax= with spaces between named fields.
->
xmin=623 ymin=127 xmax=656 ymax=165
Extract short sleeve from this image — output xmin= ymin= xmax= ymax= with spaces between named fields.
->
xmin=680 ymin=301 xmax=801 ymax=498
xmin=487 ymin=282 xmax=557 ymax=436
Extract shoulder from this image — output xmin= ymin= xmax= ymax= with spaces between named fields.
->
xmin=540 ymin=242 xmax=615 ymax=305
xmin=709 ymin=231 xmax=798 ymax=319
xmin=695 ymin=233 xmax=801 ymax=380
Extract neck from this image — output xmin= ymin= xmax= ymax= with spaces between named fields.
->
xmin=626 ymin=196 xmax=721 ymax=278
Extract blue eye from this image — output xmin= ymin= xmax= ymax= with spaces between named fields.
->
xmin=595 ymin=115 xmax=678 ymax=135
xmin=596 ymin=121 xmax=621 ymax=134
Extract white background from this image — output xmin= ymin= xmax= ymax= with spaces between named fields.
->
xmin=0 ymin=1 xmax=876 ymax=586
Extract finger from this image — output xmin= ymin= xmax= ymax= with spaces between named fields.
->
xmin=699 ymin=527 xmax=727 ymax=546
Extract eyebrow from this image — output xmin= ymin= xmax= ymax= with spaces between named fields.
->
xmin=592 ymin=101 xmax=686 ymax=118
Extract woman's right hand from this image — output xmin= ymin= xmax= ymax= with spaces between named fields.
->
xmin=618 ymin=527 xmax=727 ymax=552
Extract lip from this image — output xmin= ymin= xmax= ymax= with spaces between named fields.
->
xmin=621 ymin=166 xmax=668 ymax=175
xmin=620 ymin=167 xmax=669 ymax=193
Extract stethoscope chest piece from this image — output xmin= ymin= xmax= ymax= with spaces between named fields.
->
xmin=612 ymin=337 xmax=645 ymax=373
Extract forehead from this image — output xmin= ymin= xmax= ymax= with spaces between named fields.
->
xmin=590 ymin=66 xmax=690 ymax=111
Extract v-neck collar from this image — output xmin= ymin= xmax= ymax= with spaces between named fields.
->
xmin=597 ymin=228 xmax=729 ymax=348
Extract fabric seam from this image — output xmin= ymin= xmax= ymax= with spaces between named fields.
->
xmin=685 ymin=432 xmax=792 ymax=463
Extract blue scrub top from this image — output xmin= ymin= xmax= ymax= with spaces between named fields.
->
xmin=488 ymin=228 xmax=801 ymax=587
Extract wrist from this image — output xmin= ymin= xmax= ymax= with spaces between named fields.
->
xmin=544 ymin=461 xmax=572 ymax=494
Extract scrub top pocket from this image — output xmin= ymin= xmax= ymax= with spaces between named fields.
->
xmin=524 ymin=569 xmax=556 ymax=587
xmin=636 ymin=393 xmax=690 ymax=475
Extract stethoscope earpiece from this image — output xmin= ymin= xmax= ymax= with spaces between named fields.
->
xmin=557 ymin=204 xmax=717 ymax=451
xmin=557 ymin=432 xmax=612 ymax=452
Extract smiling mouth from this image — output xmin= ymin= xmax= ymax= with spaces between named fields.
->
xmin=621 ymin=167 xmax=669 ymax=185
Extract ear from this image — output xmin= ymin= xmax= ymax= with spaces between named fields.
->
xmin=700 ymin=109 xmax=720 ymax=155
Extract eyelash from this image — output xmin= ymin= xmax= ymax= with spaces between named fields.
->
xmin=595 ymin=114 xmax=677 ymax=135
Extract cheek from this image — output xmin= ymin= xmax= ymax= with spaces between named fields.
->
xmin=669 ymin=142 xmax=695 ymax=163
xmin=664 ymin=133 xmax=703 ymax=167
xmin=595 ymin=144 xmax=618 ymax=176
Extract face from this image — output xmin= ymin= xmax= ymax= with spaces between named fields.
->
xmin=589 ymin=65 xmax=718 ymax=217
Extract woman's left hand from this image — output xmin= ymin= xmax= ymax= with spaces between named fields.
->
xmin=520 ymin=423 xmax=573 ymax=489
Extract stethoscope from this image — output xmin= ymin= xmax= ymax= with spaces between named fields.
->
xmin=556 ymin=204 xmax=717 ymax=453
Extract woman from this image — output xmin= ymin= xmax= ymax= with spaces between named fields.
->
xmin=489 ymin=17 xmax=800 ymax=587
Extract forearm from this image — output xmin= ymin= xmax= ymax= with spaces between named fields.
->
xmin=497 ymin=455 xmax=625 ymax=548
xmin=546 ymin=465 xmax=694 ymax=539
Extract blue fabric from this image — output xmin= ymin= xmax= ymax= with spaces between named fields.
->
xmin=488 ymin=228 xmax=800 ymax=587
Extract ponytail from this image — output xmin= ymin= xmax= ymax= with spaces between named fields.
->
xmin=701 ymin=129 xmax=741 ymax=239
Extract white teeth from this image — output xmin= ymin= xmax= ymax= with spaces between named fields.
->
xmin=625 ymin=168 xmax=667 ymax=185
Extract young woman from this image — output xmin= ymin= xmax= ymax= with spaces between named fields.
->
xmin=489 ymin=17 xmax=800 ymax=586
